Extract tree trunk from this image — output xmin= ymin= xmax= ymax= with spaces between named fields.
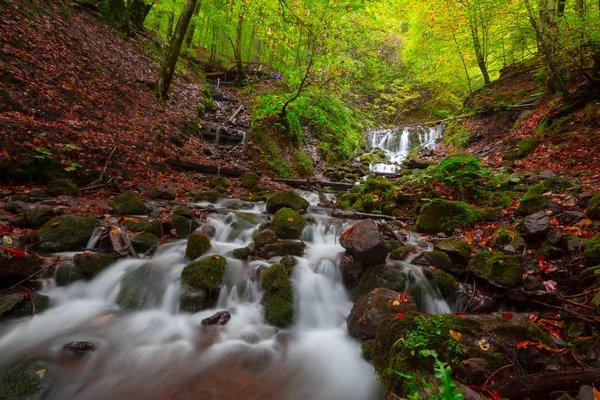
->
xmin=166 ymin=6 xmax=175 ymax=39
xmin=122 ymin=0 xmax=134 ymax=33
xmin=184 ymin=1 xmax=202 ymax=48
xmin=452 ymin=30 xmax=472 ymax=93
xmin=233 ymin=10 xmax=248 ymax=87
xmin=469 ymin=19 xmax=491 ymax=84
xmin=131 ymin=0 xmax=153 ymax=30
xmin=155 ymin=0 xmax=198 ymax=100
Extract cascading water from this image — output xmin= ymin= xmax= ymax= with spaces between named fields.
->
xmin=368 ymin=125 xmax=443 ymax=173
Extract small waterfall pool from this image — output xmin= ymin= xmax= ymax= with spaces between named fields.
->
xmin=0 ymin=195 xmax=451 ymax=400
xmin=368 ymin=125 xmax=443 ymax=173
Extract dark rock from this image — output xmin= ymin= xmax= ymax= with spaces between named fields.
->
xmin=29 ymin=188 xmax=46 ymax=198
xmin=558 ymin=211 xmax=587 ymax=226
xmin=340 ymin=254 xmax=363 ymax=288
xmin=146 ymin=187 xmax=176 ymax=200
xmin=455 ymin=358 xmax=491 ymax=386
xmin=587 ymin=192 xmax=600 ymax=220
xmin=185 ymin=233 xmax=211 ymax=259
xmin=46 ymin=178 xmax=78 ymax=196
xmin=54 ymin=263 xmax=83 ymax=286
xmin=506 ymin=287 xmax=558 ymax=306
xmin=74 ymin=253 xmax=116 ymax=277
xmin=5 ymin=200 xmax=28 ymax=214
xmin=389 ymin=245 xmax=415 ymax=261
xmin=340 ymin=219 xmax=388 ymax=265
xmin=546 ymin=228 xmax=563 ymax=245
xmin=351 ymin=264 xmax=406 ymax=301
xmin=130 ymin=232 xmax=160 ymax=254
xmin=117 ymin=264 xmax=168 ymax=310
xmin=0 ymin=247 xmax=44 ymax=281
xmin=111 ymin=191 xmax=146 ymax=215
xmin=412 ymin=250 xmax=456 ymax=274
xmin=434 ymin=239 xmax=472 ymax=265
xmin=521 ymin=211 xmax=550 ymax=239
xmin=11 ymin=206 xmax=57 ymax=228
xmin=257 ymin=241 xmax=304 ymax=259
xmin=0 ymin=290 xmax=50 ymax=319
xmin=504 ymin=236 xmax=526 ymax=254
xmin=568 ymin=238 xmax=585 ymax=252
xmin=517 ymin=194 xmax=548 ymax=216
xmin=577 ymin=385 xmax=594 ymax=400
xmin=265 ymin=191 xmax=309 ymax=214
xmin=254 ymin=264 xmax=269 ymax=281
xmin=201 ymin=311 xmax=232 ymax=326
xmin=62 ymin=341 xmax=96 ymax=356
xmin=232 ymin=247 xmax=250 ymax=260
xmin=456 ymin=282 xmax=496 ymax=313
xmin=347 ymin=288 xmax=417 ymax=340
xmin=198 ymin=223 xmax=216 ymax=237
xmin=539 ymin=240 xmax=563 ymax=259
xmin=179 ymin=285 xmax=207 ymax=312
xmin=253 ymin=229 xmax=277 ymax=249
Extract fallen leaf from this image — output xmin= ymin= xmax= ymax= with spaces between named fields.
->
xmin=287 ymin=217 xmax=294 ymax=221
xmin=450 ymin=330 xmax=462 ymax=342
xmin=51 ymin=221 xmax=61 ymax=227
xmin=396 ymin=313 xmax=406 ymax=319
xmin=392 ymin=300 xmax=400 ymax=306
xmin=478 ymin=338 xmax=490 ymax=351
xmin=502 ymin=312 xmax=514 ymax=319
xmin=543 ymin=280 xmax=558 ymax=292
xmin=2 ymin=236 xmax=12 ymax=244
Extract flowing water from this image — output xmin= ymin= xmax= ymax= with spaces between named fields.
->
xmin=368 ymin=125 xmax=444 ymax=173
xmin=0 ymin=194 xmax=450 ymax=399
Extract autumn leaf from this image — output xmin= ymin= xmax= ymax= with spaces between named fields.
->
xmin=51 ymin=221 xmax=61 ymax=227
xmin=543 ymin=280 xmax=557 ymax=292
xmin=593 ymin=385 xmax=600 ymax=400
xmin=478 ymin=338 xmax=490 ymax=351
xmin=357 ymin=317 xmax=363 ymax=324
xmin=449 ymin=330 xmax=462 ymax=342
xmin=287 ymin=217 xmax=294 ymax=221
xmin=502 ymin=312 xmax=513 ymax=319
xmin=465 ymin=229 xmax=473 ymax=245
xmin=396 ymin=313 xmax=406 ymax=319
xmin=391 ymin=300 xmax=400 ymax=306
xmin=398 ymin=293 xmax=409 ymax=302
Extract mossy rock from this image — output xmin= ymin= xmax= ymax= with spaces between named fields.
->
xmin=261 ymin=263 xmax=290 ymax=292
xmin=265 ymin=191 xmax=309 ymax=214
xmin=173 ymin=206 xmax=193 ymax=219
xmin=503 ymin=150 xmax=519 ymax=161
xmin=272 ymin=208 xmax=306 ymax=239
xmin=517 ymin=194 xmax=548 ymax=216
xmin=11 ymin=206 xmax=57 ymax=228
xmin=389 ymin=245 xmax=415 ymax=261
xmin=146 ymin=187 xmax=176 ymax=200
xmin=241 ymin=172 xmax=260 ymax=189
xmin=468 ymin=250 xmax=523 ymax=288
xmin=528 ymin=176 xmax=575 ymax=196
xmin=491 ymin=227 xmax=513 ymax=248
xmin=260 ymin=265 xmax=295 ymax=328
xmin=365 ymin=176 xmax=392 ymax=192
xmin=361 ymin=339 xmax=375 ymax=362
xmin=111 ymin=191 xmax=146 ymax=215
xmin=434 ymin=155 xmax=481 ymax=174
xmin=351 ymin=264 xmax=406 ymax=301
xmin=211 ymin=176 xmax=231 ymax=188
xmin=424 ymin=267 xmax=458 ymax=301
xmin=46 ymin=178 xmax=78 ymax=196
xmin=185 ymin=233 xmax=211 ymax=259
xmin=257 ymin=240 xmax=304 ymax=259
xmin=122 ymin=218 xmax=163 ymax=238
xmin=516 ymin=137 xmax=538 ymax=158
xmin=74 ymin=253 xmax=116 ymax=277
xmin=584 ymin=234 xmax=600 ymax=263
xmin=434 ymin=239 xmax=472 ymax=265
xmin=587 ymin=192 xmax=600 ymax=220
xmin=131 ymin=232 xmax=160 ymax=253
xmin=181 ymin=256 xmax=227 ymax=294
xmin=116 ymin=264 xmax=167 ymax=310
xmin=0 ymin=358 xmax=53 ymax=399
xmin=232 ymin=247 xmax=250 ymax=260
xmin=412 ymin=250 xmax=455 ymax=274
xmin=253 ymin=228 xmax=278 ymax=249
xmin=172 ymin=215 xmax=193 ymax=238
xmin=483 ymin=191 xmax=512 ymax=208
xmin=37 ymin=215 xmax=99 ymax=252
xmin=193 ymin=190 xmax=223 ymax=203
xmin=179 ymin=285 xmax=208 ymax=312
xmin=416 ymin=199 xmax=480 ymax=234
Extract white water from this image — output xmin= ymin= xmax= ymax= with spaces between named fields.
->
xmin=368 ymin=125 xmax=443 ymax=173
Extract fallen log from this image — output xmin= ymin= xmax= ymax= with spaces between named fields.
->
xmin=311 ymin=206 xmax=411 ymax=222
xmin=274 ymin=178 xmax=357 ymax=191
xmin=166 ymin=159 xmax=246 ymax=177
xmin=488 ymin=369 xmax=600 ymax=398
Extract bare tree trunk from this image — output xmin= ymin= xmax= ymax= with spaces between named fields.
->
xmin=155 ymin=0 xmax=198 ymax=100
xmin=232 ymin=11 xmax=248 ymax=87
xmin=123 ymin=0 xmax=134 ymax=34
xmin=469 ymin=19 xmax=491 ymax=84
xmin=452 ymin=31 xmax=472 ymax=93
xmin=166 ymin=5 xmax=175 ymax=39
xmin=184 ymin=1 xmax=202 ymax=48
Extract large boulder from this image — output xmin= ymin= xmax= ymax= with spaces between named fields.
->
xmin=272 ymin=208 xmax=306 ymax=239
xmin=146 ymin=187 xmax=176 ymax=200
xmin=117 ymin=264 xmax=168 ymax=310
xmin=0 ymin=358 xmax=54 ymax=399
xmin=185 ymin=233 xmax=211 ymax=259
xmin=412 ymin=250 xmax=456 ymax=273
xmin=468 ymin=250 xmax=523 ymax=288
xmin=456 ymin=282 xmax=496 ymax=313
xmin=253 ymin=228 xmax=278 ymax=249
xmin=587 ymin=192 xmax=600 ymax=220
xmin=122 ymin=218 xmax=163 ymax=238
xmin=46 ymin=178 xmax=78 ymax=196
xmin=347 ymin=288 xmax=417 ymax=340
xmin=416 ymin=199 xmax=480 ymax=234
xmin=241 ymin=172 xmax=260 ymax=189
xmin=257 ymin=240 xmax=305 ymax=259
xmin=261 ymin=263 xmax=294 ymax=328
xmin=111 ymin=191 xmax=146 ymax=215
xmin=74 ymin=253 xmax=116 ymax=278
xmin=130 ymin=232 xmax=160 ymax=254
xmin=265 ymin=191 xmax=309 ymax=214
xmin=180 ymin=256 xmax=227 ymax=309
xmin=351 ymin=264 xmax=406 ymax=301
xmin=521 ymin=211 xmax=550 ymax=239
xmin=340 ymin=254 xmax=363 ymax=288
xmin=11 ymin=205 xmax=58 ymax=228
xmin=0 ymin=247 xmax=44 ymax=281
xmin=37 ymin=215 xmax=99 ymax=252
xmin=0 ymin=290 xmax=50 ymax=319
xmin=340 ymin=219 xmax=388 ymax=265
xmin=434 ymin=239 xmax=472 ymax=266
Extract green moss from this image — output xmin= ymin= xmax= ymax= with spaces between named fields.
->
xmin=122 ymin=218 xmax=163 ymax=238
xmin=111 ymin=191 xmax=146 ymax=215
xmin=424 ymin=268 xmax=458 ymax=300
xmin=503 ymin=150 xmax=519 ymax=161
xmin=528 ymin=176 xmax=575 ymax=195
xmin=351 ymin=264 xmax=406 ymax=301
xmin=232 ymin=247 xmax=250 ymax=259
xmin=517 ymin=193 xmax=548 ymax=215
xmin=361 ymin=339 xmax=375 ymax=362
xmin=185 ymin=233 xmax=211 ymax=259
xmin=261 ymin=263 xmax=290 ymax=292
xmin=272 ymin=207 xmax=307 ymax=239
xmin=468 ymin=250 xmax=523 ymax=288
xmin=253 ymin=228 xmax=278 ymax=248
xmin=74 ymin=253 xmax=116 ymax=277
xmin=265 ymin=191 xmax=310 ymax=214
xmin=173 ymin=206 xmax=193 ymax=219
xmin=261 ymin=279 xmax=294 ymax=328
xmin=584 ymin=234 xmax=600 ymax=263
xmin=416 ymin=199 xmax=480 ymax=234
xmin=181 ymin=256 xmax=227 ymax=292
xmin=211 ymin=176 xmax=231 ymax=188
xmin=241 ymin=172 xmax=261 ymax=189
xmin=413 ymin=250 xmax=454 ymax=272
xmin=390 ymin=245 xmax=415 ymax=261
xmin=131 ymin=232 xmax=160 ymax=253
xmin=365 ymin=176 xmax=392 ymax=192
xmin=434 ymin=155 xmax=481 ymax=174
xmin=491 ymin=227 xmax=513 ymax=248
xmin=434 ymin=239 xmax=472 ymax=264
xmin=193 ymin=190 xmax=223 ymax=202
xmin=172 ymin=215 xmax=192 ymax=238
xmin=257 ymin=240 xmax=305 ymax=259
xmin=37 ymin=215 xmax=99 ymax=252
xmin=116 ymin=264 xmax=167 ymax=310
xmin=46 ymin=178 xmax=78 ymax=196
xmin=483 ymin=191 xmax=512 ymax=208
xmin=0 ymin=358 xmax=50 ymax=399
xmin=587 ymin=192 xmax=600 ymax=220
xmin=516 ymin=137 xmax=538 ymax=158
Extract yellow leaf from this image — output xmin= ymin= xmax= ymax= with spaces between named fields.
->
xmin=35 ymin=369 xmax=47 ymax=375
xmin=478 ymin=338 xmax=490 ymax=351
xmin=392 ymin=300 xmax=400 ymax=306
xmin=465 ymin=230 xmax=473 ymax=245
xmin=2 ymin=236 xmax=13 ymax=245
xmin=449 ymin=330 xmax=462 ymax=342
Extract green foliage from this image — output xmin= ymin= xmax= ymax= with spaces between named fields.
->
xmin=402 ymin=315 xmax=466 ymax=365
xmin=443 ymin=122 xmax=471 ymax=149
xmin=417 ymin=199 xmax=480 ymax=234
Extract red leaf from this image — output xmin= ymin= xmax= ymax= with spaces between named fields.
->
xmin=51 ymin=221 xmax=61 ymax=227
xmin=453 ymin=312 xmax=468 ymax=316
xmin=398 ymin=293 xmax=409 ymax=302
xmin=396 ymin=313 xmax=406 ymax=319
xmin=502 ymin=312 xmax=514 ymax=320
xmin=543 ymin=280 xmax=558 ymax=292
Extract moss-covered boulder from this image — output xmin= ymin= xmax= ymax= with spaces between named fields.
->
xmin=412 ymin=250 xmax=456 ymax=274
xmin=253 ymin=228 xmax=278 ymax=249
xmin=587 ymin=192 xmax=600 ymax=220
xmin=146 ymin=187 xmax=176 ymax=200
xmin=584 ymin=234 xmax=600 ymax=263
xmin=37 ymin=215 xmax=99 ymax=252
xmin=0 ymin=246 xmax=44 ymax=281
xmin=172 ymin=215 xmax=193 ymax=238
xmin=424 ymin=267 xmax=458 ymax=301
xmin=272 ymin=208 xmax=306 ymax=239
xmin=74 ymin=253 xmax=116 ymax=277
xmin=347 ymin=288 xmax=417 ymax=340
xmin=265 ymin=191 xmax=310 ymax=214
xmin=261 ymin=263 xmax=294 ymax=328
xmin=389 ymin=245 xmax=415 ymax=261
xmin=179 ymin=285 xmax=208 ymax=313
xmin=185 ymin=233 xmax=211 ymax=259
xmin=232 ymin=247 xmax=250 ymax=260
xmin=340 ymin=219 xmax=388 ymax=265
xmin=211 ymin=176 xmax=231 ymax=188
xmin=11 ymin=206 xmax=58 ymax=228
xmin=0 ymin=358 xmax=54 ymax=399
xmin=193 ymin=190 xmax=223 ymax=203
xmin=491 ymin=227 xmax=513 ymax=248
xmin=257 ymin=240 xmax=305 ymax=259
xmin=122 ymin=218 xmax=163 ymax=238
xmin=351 ymin=264 xmax=406 ymax=301
xmin=241 ymin=172 xmax=260 ymax=189
xmin=516 ymin=137 xmax=538 ymax=158
xmin=517 ymin=194 xmax=548 ymax=216
xmin=434 ymin=239 xmax=472 ymax=266
xmin=468 ymin=251 xmax=523 ymax=288
xmin=131 ymin=232 xmax=160 ymax=254
xmin=173 ymin=206 xmax=193 ymax=219
xmin=46 ymin=178 xmax=78 ymax=196
xmin=181 ymin=256 xmax=227 ymax=298
xmin=116 ymin=264 xmax=168 ymax=310
xmin=416 ymin=199 xmax=480 ymax=234
xmin=341 ymin=254 xmax=363 ymax=288
xmin=365 ymin=176 xmax=392 ymax=192
xmin=54 ymin=264 xmax=83 ymax=286
xmin=111 ymin=191 xmax=146 ymax=215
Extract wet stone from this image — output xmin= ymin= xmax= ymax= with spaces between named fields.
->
xmin=62 ymin=341 xmax=96 ymax=356
xmin=201 ymin=311 xmax=232 ymax=326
